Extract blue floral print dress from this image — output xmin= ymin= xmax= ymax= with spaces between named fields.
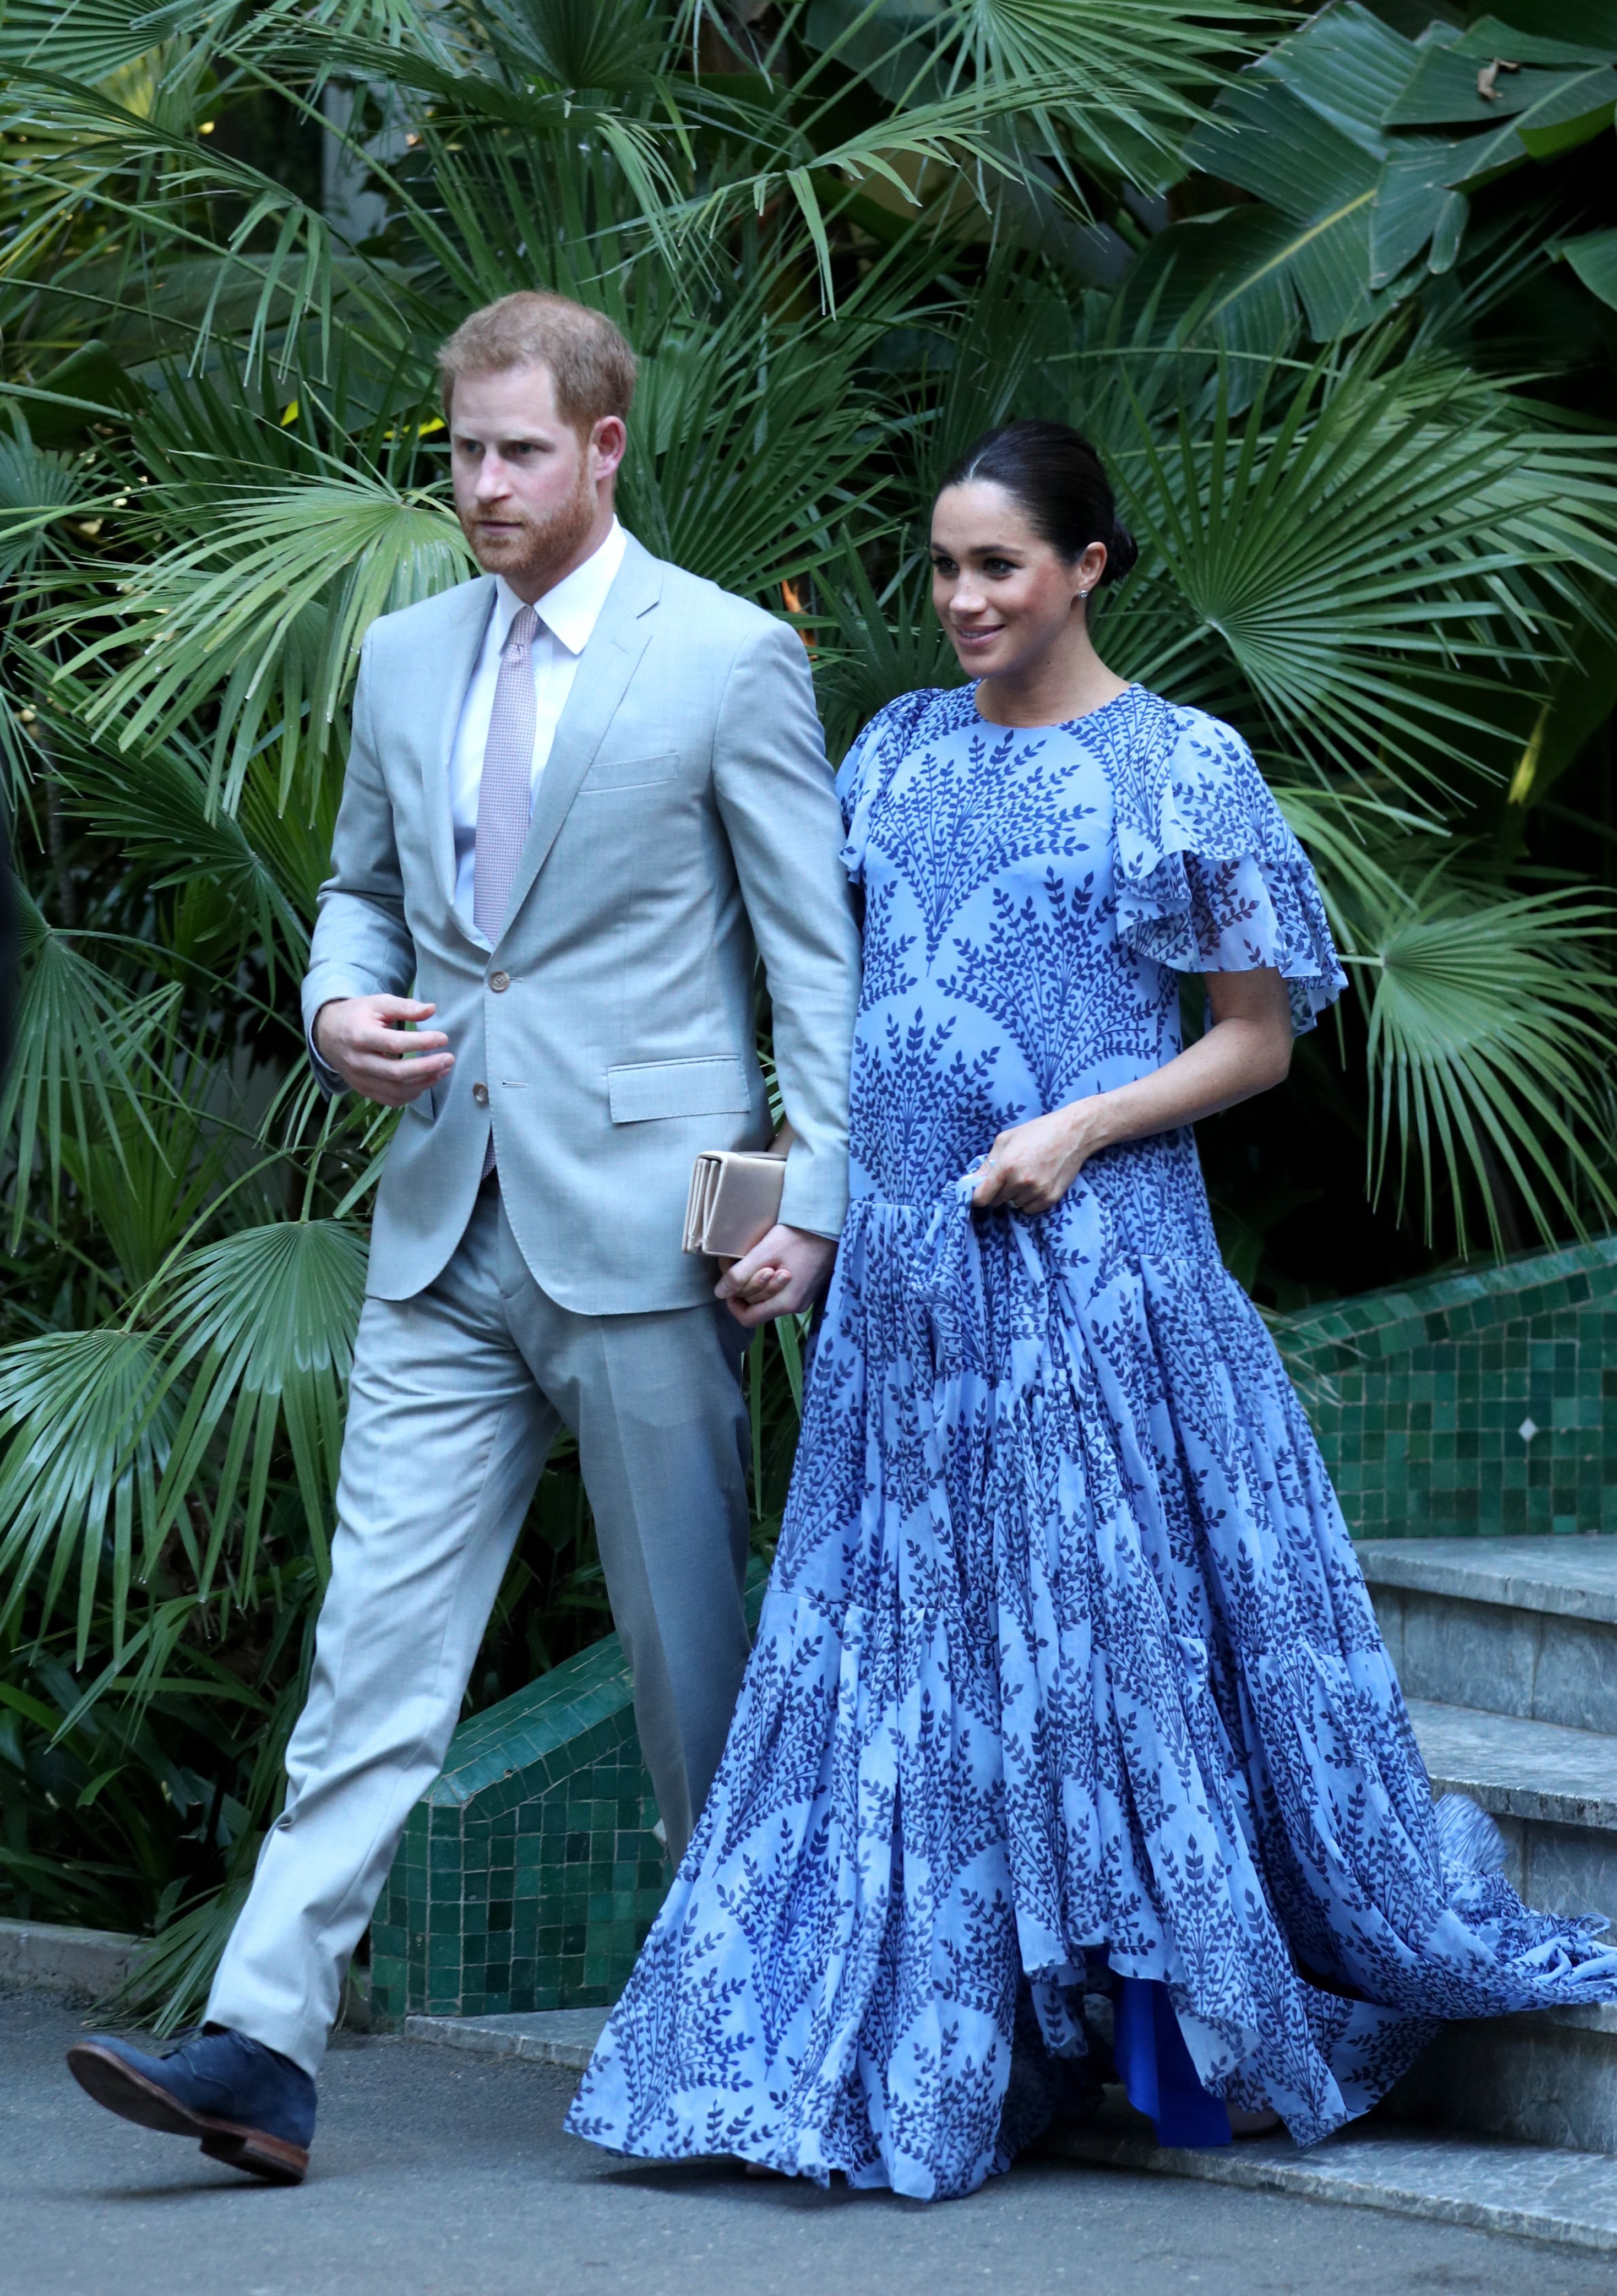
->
xmin=567 ymin=683 xmax=1617 ymax=2200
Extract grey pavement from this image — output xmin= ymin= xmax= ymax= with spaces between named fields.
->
xmin=6 ymin=1987 xmax=1614 ymax=2296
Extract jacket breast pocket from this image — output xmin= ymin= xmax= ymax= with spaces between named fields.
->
xmin=607 ymin=1056 xmax=752 ymax=1124
xmin=577 ymin=750 xmax=679 ymax=795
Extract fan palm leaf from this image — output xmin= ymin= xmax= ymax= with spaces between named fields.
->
xmin=1349 ymin=875 xmax=1617 ymax=1254
xmin=35 ymin=674 xmax=311 ymax=970
xmin=1102 ymin=342 xmax=1617 ymax=790
xmin=617 ymin=289 xmax=892 ymax=589
xmin=2 ymin=68 xmax=349 ymax=379
xmin=0 ymin=432 xmax=88 ymax=583
xmin=0 ymin=1217 xmax=366 ymax=1659
xmin=0 ymin=0 xmax=230 ymax=89
xmin=0 ymin=1329 xmax=176 ymax=1663
xmin=0 ymin=890 xmax=181 ymax=1244
xmin=59 ymin=478 xmax=471 ymax=797
xmin=150 ymin=1218 xmax=368 ymax=1595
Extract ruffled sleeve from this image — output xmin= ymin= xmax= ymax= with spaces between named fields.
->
xmin=834 ymin=722 xmax=877 ymax=880
xmin=1113 ymin=701 xmax=1347 ymax=1034
xmin=835 ymin=689 xmax=945 ymax=885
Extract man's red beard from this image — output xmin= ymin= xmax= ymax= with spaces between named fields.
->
xmin=462 ymin=458 xmax=596 ymax=586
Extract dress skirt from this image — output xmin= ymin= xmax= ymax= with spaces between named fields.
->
xmin=566 ymin=1174 xmax=1617 ymax=2197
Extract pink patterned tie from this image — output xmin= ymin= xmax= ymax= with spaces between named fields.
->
xmin=473 ymin=603 xmax=539 ymax=945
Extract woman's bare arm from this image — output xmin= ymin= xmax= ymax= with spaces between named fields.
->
xmin=972 ymin=967 xmax=1295 ymax=1214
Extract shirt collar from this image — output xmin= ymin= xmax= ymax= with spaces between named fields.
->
xmin=492 ymin=518 xmax=628 ymax=658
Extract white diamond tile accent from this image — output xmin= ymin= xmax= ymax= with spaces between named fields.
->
xmin=1519 ymin=1418 xmax=1539 ymax=1444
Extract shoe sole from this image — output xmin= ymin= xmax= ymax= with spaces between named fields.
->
xmin=64 ymin=2043 xmax=309 ymax=2184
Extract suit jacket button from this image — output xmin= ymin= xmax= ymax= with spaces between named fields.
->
xmin=472 ymin=1082 xmax=489 ymax=1107
xmin=489 ymin=970 xmax=510 ymax=993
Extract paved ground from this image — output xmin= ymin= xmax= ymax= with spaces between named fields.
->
xmin=6 ymin=1988 xmax=1614 ymax=2296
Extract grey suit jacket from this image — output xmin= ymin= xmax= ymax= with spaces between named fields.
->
xmin=302 ymin=534 xmax=861 ymax=1311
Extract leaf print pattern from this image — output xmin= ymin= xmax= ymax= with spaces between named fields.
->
xmin=568 ymin=685 xmax=1617 ymax=2200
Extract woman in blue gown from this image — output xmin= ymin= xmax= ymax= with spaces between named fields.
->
xmin=567 ymin=421 xmax=1617 ymax=2199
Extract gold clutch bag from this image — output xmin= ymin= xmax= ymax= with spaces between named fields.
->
xmin=682 ymin=1131 xmax=792 ymax=1261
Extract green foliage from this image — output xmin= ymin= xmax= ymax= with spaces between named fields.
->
xmin=3 ymin=0 xmax=1616 ymax=2026
xmin=1141 ymin=1 xmax=1617 ymax=355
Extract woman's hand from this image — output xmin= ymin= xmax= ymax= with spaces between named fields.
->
xmin=972 ymin=1103 xmax=1097 ymax=1214
xmin=714 ymin=1223 xmax=837 ymax=1329
xmin=970 ymin=969 xmax=1295 ymax=1217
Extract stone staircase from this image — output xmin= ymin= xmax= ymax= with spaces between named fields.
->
xmin=404 ymin=1529 xmax=1617 ymax=2250
xmin=1359 ymin=1535 xmax=1617 ymax=2155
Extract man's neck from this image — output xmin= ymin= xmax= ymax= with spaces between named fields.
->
xmin=500 ymin=496 xmax=618 ymax=606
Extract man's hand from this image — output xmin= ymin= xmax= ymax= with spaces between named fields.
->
xmin=314 ymin=995 xmax=453 ymax=1108
xmin=714 ymin=1223 xmax=837 ymax=1329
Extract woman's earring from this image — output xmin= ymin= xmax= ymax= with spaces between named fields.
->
xmin=1076 ymin=587 xmax=1091 ymax=600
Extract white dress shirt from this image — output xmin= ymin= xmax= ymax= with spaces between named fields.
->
xmin=448 ymin=518 xmax=628 ymax=926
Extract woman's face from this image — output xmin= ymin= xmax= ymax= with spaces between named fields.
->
xmin=929 ymin=480 xmax=1107 ymax=682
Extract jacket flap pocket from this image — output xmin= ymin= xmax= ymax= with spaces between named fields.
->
xmin=578 ymin=750 xmax=678 ymax=794
xmin=608 ymin=1055 xmax=752 ymax=1124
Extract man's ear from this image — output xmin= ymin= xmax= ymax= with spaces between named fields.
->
xmin=591 ymin=414 xmax=628 ymax=482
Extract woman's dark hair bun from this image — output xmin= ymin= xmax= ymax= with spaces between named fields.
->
xmin=1104 ymin=516 xmax=1139 ymax=584
xmin=939 ymin=419 xmax=1136 ymax=586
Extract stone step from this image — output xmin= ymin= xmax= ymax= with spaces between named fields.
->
xmin=406 ymin=2009 xmax=1617 ymax=2252
xmin=1406 ymin=1696 xmax=1617 ymax=1935
xmin=1409 ymin=1697 xmax=1617 ymax=1835
xmin=1388 ymin=2004 xmax=1617 ymax=2157
xmin=0 ymin=1917 xmax=144 ymax=1998
xmin=1044 ymin=2101 xmax=1617 ymax=2255
xmin=1391 ymin=1697 xmax=1617 ymax=2158
xmin=1359 ymin=1534 xmax=1617 ymax=1736
xmin=406 ymin=2005 xmax=608 ymax=2070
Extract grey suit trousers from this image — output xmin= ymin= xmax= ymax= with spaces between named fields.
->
xmin=206 ymin=1182 xmax=750 ymax=2075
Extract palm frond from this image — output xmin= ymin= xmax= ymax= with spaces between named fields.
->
xmin=152 ymin=1219 xmax=368 ymax=1594
xmin=619 ymin=288 xmax=889 ymax=591
xmin=1352 ymin=876 xmax=1617 ymax=1254
xmin=0 ymin=0 xmax=227 ymax=89
xmin=111 ymin=1863 xmax=252 ymax=2031
xmin=0 ymin=431 xmax=88 ymax=581
xmin=1103 ymin=341 xmax=1617 ymax=790
xmin=1 ymin=66 xmax=351 ymax=379
xmin=57 ymin=478 xmax=471 ymax=797
xmin=0 ymin=1329 xmax=176 ymax=1662
xmin=812 ymin=540 xmax=962 ymax=760
xmin=0 ymin=890 xmax=182 ymax=1245
xmin=37 ymin=673 xmax=312 ymax=970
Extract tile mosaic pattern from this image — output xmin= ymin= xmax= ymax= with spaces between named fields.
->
xmin=369 ymin=1628 xmax=669 ymax=2023
xmin=371 ymin=1569 xmax=766 ymax=2024
xmin=1273 ymin=1237 xmax=1617 ymax=1541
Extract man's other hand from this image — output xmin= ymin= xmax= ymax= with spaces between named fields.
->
xmin=314 ymin=995 xmax=453 ymax=1108
xmin=714 ymin=1223 xmax=837 ymax=1329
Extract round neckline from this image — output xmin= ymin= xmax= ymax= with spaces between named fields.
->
xmin=968 ymin=679 xmax=1139 ymax=734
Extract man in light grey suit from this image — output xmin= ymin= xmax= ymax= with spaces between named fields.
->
xmin=66 ymin=292 xmax=861 ymax=2183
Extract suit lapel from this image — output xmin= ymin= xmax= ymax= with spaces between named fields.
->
xmin=426 ymin=574 xmax=498 ymax=910
xmin=494 ymin=537 xmax=663 ymax=941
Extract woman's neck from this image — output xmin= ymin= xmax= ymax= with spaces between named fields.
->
xmin=973 ymin=624 xmax=1128 ymax=729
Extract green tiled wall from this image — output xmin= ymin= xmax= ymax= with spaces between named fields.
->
xmin=369 ymin=1626 xmax=668 ymax=2022
xmin=371 ymin=1565 xmax=766 ymax=2023
xmin=1273 ymin=1234 xmax=1617 ymax=1539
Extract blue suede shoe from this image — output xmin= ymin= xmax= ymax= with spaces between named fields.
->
xmin=66 ymin=2024 xmax=316 ymax=2183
